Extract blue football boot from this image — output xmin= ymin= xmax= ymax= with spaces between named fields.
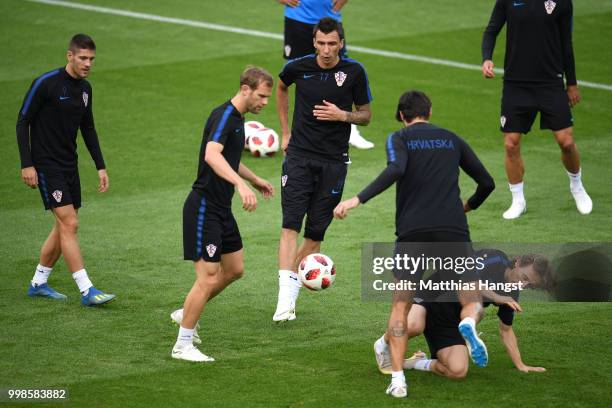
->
xmin=81 ymin=287 xmax=116 ymax=306
xmin=27 ymin=283 xmax=67 ymax=300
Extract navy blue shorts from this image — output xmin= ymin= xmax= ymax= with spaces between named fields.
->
xmin=182 ymin=189 xmax=242 ymax=262
xmin=36 ymin=168 xmax=81 ymax=210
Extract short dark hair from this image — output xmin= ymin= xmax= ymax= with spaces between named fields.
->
xmin=240 ymin=66 xmax=273 ymax=90
xmin=69 ymin=34 xmax=96 ymax=52
xmin=396 ymin=90 xmax=432 ymax=122
xmin=313 ymin=17 xmax=344 ymax=40
xmin=515 ymin=254 xmax=555 ymax=291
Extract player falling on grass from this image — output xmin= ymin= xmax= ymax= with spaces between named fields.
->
xmin=273 ymin=17 xmax=373 ymax=322
xmin=482 ymin=0 xmax=592 ymax=219
xmin=16 ymin=34 xmax=115 ymax=306
xmin=171 ymin=67 xmax=275 ymax=362
xmin=278 ymin=0 xmax=375 ymax=149
xmin=334 ymin=90 xmax=495 ymax=398
xmin=377 ymin=250 xmax=553 ymax=379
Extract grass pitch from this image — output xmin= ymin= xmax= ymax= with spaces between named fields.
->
xmin=1 ymin=1 xmax=611 ymax=407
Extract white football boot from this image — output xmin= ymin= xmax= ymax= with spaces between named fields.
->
xmin=502 ymin=200 xmax=526 ymax=220
xmin=349 ymin=124 xmax=374 ymax=149
xmin=171 ymin=343 xmax=214 ymax=362
xmin=374 ymin=341 xmax=392 ymax=375
xmin=571 ymin=185 xmax=593 ymax=215
xmin=273 ymin=297 xmax=296 ymax=322
xmin=403 ymin=351 xmax=428 ymax=369
xmin=385 ymin=382 xmax=408 ymax=398
xmin=170 ymin=309 xmax=202 ymax=344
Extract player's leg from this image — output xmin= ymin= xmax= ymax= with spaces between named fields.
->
xmin=501 ymin=84 xmax=537 ymax=219
xmin=172 ymin=259 xmax=219 ymax=362
xmin=275 ymin=156 xmax=314 ymax=321
xmin=376 ymin=303 xmax=427 ymax=374
xmin=385 ymin=288 xmax=412 ymax=398
xmin=282 ymin=17 xmax=315 ymax=60
xmin=51 ymin=205 xmax=115 ymax=305
xmin=553 ymin=127 xmax=592 ymax=214
xmin=539 ymin=85 xmax=592 ymax=214
xmin=429 ymin=345 xmax=469 ymax=380
xmin=28 ymin=218 xmax=66 ymax=299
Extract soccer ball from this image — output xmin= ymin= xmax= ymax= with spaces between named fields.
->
xmin=298 ymin=253 xmax=336 ymax=291
xmin=244 ymin=120 xmax=265 ymax=150
xmin=248 ymin=127 xmax=280 ymax=157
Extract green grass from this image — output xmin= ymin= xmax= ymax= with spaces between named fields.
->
xmin=1 ymin=0 xmax=611 ymax=407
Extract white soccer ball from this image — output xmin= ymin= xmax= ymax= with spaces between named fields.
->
xmin=244 ymin=120 xmax=265 ymax=150
xmin=298 ymin=253 xmax=336 ymax=291
xmin=248 ymin=127 xmax=280 ymax=157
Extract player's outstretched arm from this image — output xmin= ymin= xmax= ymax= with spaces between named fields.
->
xmin=499 ymin=322 xmax=546 ymax=373
xmin=238 ymin=163 xmax=275 ymax=199
xmin=276 ymin=79 xmax=291 ymax=154
xmin=205 ymin=142 xmax=257 ymax=211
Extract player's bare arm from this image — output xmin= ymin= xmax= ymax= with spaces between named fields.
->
xmin=238 ymin=163 xmax=275 ymax=199
xmin=332 ymin=0 xmax=348 ymax=13
xmin=205 ymin=142 xmax=257 ymax=211
xmin=499 ymin=322 xmax=546 ymax=373
xmin=276 ymin=79 xmax=291 ymax=153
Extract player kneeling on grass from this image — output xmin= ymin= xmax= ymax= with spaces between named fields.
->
xmin=171 ymin=67 xmax=275 ymax=362
xmin=374 ymin=249 xmax=554 ymax=378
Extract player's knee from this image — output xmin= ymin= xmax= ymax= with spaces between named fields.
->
xmin=504 ymin=139 xmax=521 ymax=155
xmin=445 ymin=361 xmax=469 ymax=380
xmin=228 ymin=265 xmax=244 ymax=281
xmin=407 ymin=319 xmax=424 ymax=337
xmin=557 ymin=138 xmax=575 ymax=153
xmin=58 ymin=216 xmax=79 ymax=234
xmin=304 ymin=228 xmax=325 ymax=242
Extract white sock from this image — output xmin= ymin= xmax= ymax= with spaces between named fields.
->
xmin=72 ymin=269 xmax=93 ymax=295
xmin=176 ymin=326 xmax=194 ymax=347
xmin=459 ymin=317 xmax=476 ymax=330
xmin=375 ymin=334 xmax=389 ymax=353
xmin=278 ymin=269 xmax=302 ymax=301
xmin=391 ymin=370 xmax=406 ymax=386
xmin=32 ymin=264 xmax=53 ymax=286
xmin=414 ymin=359 xmax=433 ymax=371
xmin=508 ymin=182 xmax=525 ymax=203
xmin=567 ymin=168 xmax=583 ymax=191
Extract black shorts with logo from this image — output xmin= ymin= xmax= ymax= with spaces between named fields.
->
xmin=183 ymin=189 xmax=243 ymax=262
xmin=281 ymin=154 xmax=348 ymax=242
xmin=500 ymin=82 xmax=573 ymax=134
xmin=415 ymin=301 xmax=466 ymax=359
xmin=36 ymin=168 xmax=81 ymax=210
xmin=283 ymin=17 xmax=347 ymax=60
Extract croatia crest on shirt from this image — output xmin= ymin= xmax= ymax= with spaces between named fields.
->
xmin=82 ymin=92 xmax=89 ymax=107
xmin=544 ymin=0 xmax=556 ymax=14
xmin=334 ymin=71 xmax=347 ymax=87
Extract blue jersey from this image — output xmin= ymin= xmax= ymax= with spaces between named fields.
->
xmin=284 ymin=0 xmax=342 ymax=24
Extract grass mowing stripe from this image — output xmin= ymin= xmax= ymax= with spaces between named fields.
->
xmin=23 ymin=0 xmax=612 ymax=91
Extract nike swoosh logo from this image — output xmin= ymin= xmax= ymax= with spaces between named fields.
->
xmin=513 ymin=2 xmax=525 ymax=6
xmin=331 ymin=189 xmax=341 ymax=195
xmin=59 ymin=96 xmax=70 ymax=100
xmin=303 ymin=74 xmax=316 ymax=79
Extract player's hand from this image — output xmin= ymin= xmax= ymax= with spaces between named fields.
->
xmin=237 ymin=182 xmax=257 ymax=212
xmin=482 ymin=60 xmax=495 ymax=78
xmin=21 ymin=166 xmax=38 ymax=189
xmin=314 ymin=100 xmax=345 ymax=122
xmin=333 ymin=196 xmax=360 ymax=219
xmin=281 ymin=133 xmax=290 ymax=156
xmin=497 ymin=296 xmax=522 ymax=312
xmin=251 ymin=177 xmax=275 ymax=199
xmin=567 ymin=85 xmax=581 ymax=107
xmin=517 ymin=364 xmax=546 ymax=373
xmin=278 ymin=0 xmax=300 ymax=7
xmin=97 ymin=169 xmax=109 ymax=193
xmin=463 ymin=201 xmax=472 ymax=213
xmin=332 ymin=0 xmax=348 ymax=12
